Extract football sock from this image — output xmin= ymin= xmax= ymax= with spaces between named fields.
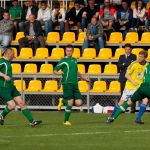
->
xmin=64 ymin=105 xmax=72 ymax=122
xmin=1 ymin=105 xmax=11 ymax=118
xmin=111 ymin=104 xmax=120 ymax=118
xmin=136 ymin=104 xmax=147 ymax=121
xmin=22 ymin=108 xmax=34 ymax=123
xmin=113 ymin=102 xmax=129 ymax=119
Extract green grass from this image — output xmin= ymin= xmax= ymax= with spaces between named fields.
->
xmin=0 ymin=111 xmax=150 ymax=150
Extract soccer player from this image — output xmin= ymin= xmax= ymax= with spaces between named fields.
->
xmin=0 ymin=48 xmax=42 ymax=126
xmin=54 ymin=45 xmax=89 ymax=126
xmin=107 ymin=50 xmax=148 ymax=124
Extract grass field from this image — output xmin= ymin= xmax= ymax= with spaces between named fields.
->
xmin=0 ymin=111 xmax=150 ymax=150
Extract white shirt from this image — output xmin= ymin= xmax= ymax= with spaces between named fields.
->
xmin=133 ymin=7 xmax=146 ymax=20
xmin=26 ymin=7 xmax=32 ymax=20
xmin=37 ymin=7 xmax=51 ymax=21
xmin=52 ymin=8 xmax=66 ymax=22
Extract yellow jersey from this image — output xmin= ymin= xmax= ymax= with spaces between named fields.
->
xmin=125 ymin=61 xmax=148 ymax=90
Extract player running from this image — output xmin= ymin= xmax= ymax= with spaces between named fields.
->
xmin=0 ymin=48 xmax=42 ymax=126
xmin=107 ymin=50 xmax=148 ymax=124
xmin=54 ymin=45 xmax=89 ymax=126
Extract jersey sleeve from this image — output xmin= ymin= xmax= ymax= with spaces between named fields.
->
xmin=0 ymin=59 xmax=4 ymax=71
xmin=54 ymin=59 xmax=64 ymax=71
xmin=126 ymin=62 xmax=136 ymax=75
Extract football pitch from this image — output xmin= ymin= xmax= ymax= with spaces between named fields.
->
xmin=0 ymin=111 xmax=150 ymax=150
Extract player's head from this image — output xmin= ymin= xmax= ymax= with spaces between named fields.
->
xmin=65 ymin=45 xmax=74 ymax=58
xmin=4 ymin=48 xmax=14 ymax=61
xmin=138 ymin=50 xmax=148 ymax=64
xmin=124 ymin=43 xmax=132 ymax=55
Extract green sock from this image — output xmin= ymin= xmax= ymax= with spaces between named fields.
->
xmin=113 ymin=102 xmax=129 ymax=119
xmin=64 ymin=105 xmax=72 ymax=122
xmin=22 ymin=108 xmax=34 ymax=123
xmin=1 ymin=106 xmax=11 ymax=118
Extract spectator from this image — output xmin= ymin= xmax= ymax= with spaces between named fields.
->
xmin=82 ymin=17 xmax=104 ymax=51
xmin=110 ymin=0 xmax=122 ymax=10
xmin=116 ymin=0 xmax=133 ymax=34
xmin=82 ymin=0 xmax=99 ymax=31
xmin=65 ymin=1 xmax=84 ymax=33
xmin=99 ymin=0 xmax=116 ymax=30
xmin=49 ymin=2 xmax=65 ymax=37
xmin=19 ymin=14 xmax=45 ymax=54
xmin=37 ymin=1 xmax=51 ymax=36
xmin=145 ymin=7 xmax=150 ymax=31
xmin=0 ymin=7 xmax=4 ymax=20
xmin=19 ymin=0 xmax=38 ymax=32
xmin=0 ymin=12 xmax=14 ymax=47
xmin=131 ymin=0 xmax=146 ymax=31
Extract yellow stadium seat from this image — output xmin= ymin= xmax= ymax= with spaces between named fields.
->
xmin=146 ymin=2 xmax=150 ymax=12
xmin=123 ymin=32 xmax=138 ymax=43
xmin=106 ymin=81 xmax=120 ymax=93
xmin=46 ymin=32 xmax=60 ymax=43
xmin=14 ymin=80 xmax=26 ymax=92
xmin=49 ymin=48 xmax=64 ymax=59
xmin=80 ymin=48 xmax=96 ymax=59
xmin=90 ymin=81 xmax=106 ymax=92
xmin=74 ymin=32 xmax=86 ymax=44
xmin=17 ymin=48 xmax=33 ymax=59
xmin=132 ymin=48 xmax=143 ymax=57
xmin=106 ymin=32 xmax=123 ymax=44
xmin=57 ymin=84 xmax=63 ymax=92
xmin=42 ymin=80 xmax=58 ymax=92
xmin=87 ymin=64 xmax=101 ymax=74
xmin=26 ymin=80 xmax=42 ymax=92
xmin=104 ymin=64 xmax=118 ymax=74
xmin=0 ymin=48 xmax=2 ymax=58
xmin=78 ymin=64 xmax=85 ymax=74
xmin=138 ymin=32 xmax=150 ymax=43
xmin=112 ymin=48 xmax=125 ymax=59
xmin=33 ymin=48 xmax=49 ymax=59
xmin=96 ymin=48 xmax=112 ymax=59
xmin=78 ymin=81 xmax=89 ymax=92
xmin=11 ymin=63 xmax=21 ymax=74
xmin=59 ymin=32 xmax=75 ymax=43
xmin=72 ymin=48 xmax=80 ymax=58
xmin=11 ymin=32 xmax=24 ymax=44
xmin=39 ymin=64 xmax=53 ymax=74
xmin=24 ymin=64 xmax=37 ymax=73
xmin=11 ymin=47 xmax=17 ymax=58
xmin=130 ymin=1 xmax=136 ymax=10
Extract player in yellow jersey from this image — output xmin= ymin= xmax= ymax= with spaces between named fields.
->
xmin=107 ymin=50 xmax=148 ymax=124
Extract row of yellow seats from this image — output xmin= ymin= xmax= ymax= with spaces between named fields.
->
xmin=107 ymin=32 xmax=150 ymax=44
xmin=11 ymin=32 xmax=86 ymax=44
xmin=14 ymin=80 xmax=120 ymax=93
xmin=12 ymin=63 xmax=118 ymax=74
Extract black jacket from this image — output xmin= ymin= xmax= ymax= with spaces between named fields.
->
xmin=118 ymin=54 xmax=136 ymax=83
xmin=24 ymin=20 xmax=43 ymax=37
xmin=65 ymin=7 xmax=84 ymax=23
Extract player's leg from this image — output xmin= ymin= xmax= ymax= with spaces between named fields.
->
xmin=74 ymin=85 xmax=82 ymax=107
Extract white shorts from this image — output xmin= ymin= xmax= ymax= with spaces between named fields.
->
xmin=121 ymin=89 xmax=137 ymax=101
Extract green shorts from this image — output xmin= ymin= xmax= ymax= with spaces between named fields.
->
xmin=131 ymin=83 xmax=150 ymax=102
xmin=62 ymin=83 xmax=82 ymax=103
xmin=0 ymin=85 xmax=21 ymax=103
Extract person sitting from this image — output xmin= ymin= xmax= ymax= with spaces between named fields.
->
xmin=145 ymin=7 xmax=150 ymax=31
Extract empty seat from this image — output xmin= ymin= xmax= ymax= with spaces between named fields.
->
xmin=90 ymin=81 xmax=106 ymax=92
xmin=26 ymin=80 xmax=42 ymax=92
xmin=42 ymin=80 xmax=58 ymax=92
xmin=123 ymin=32 xmax=138 ymax=43
xmin=78 ymin=64 xmax=85 ymax=74
xmin=138 ymin=32 xmax=150 ymax=43
xmin=112 ymin=48 xmax=125 ymax=59
xmin=78 ymin=81 xmax=89 ymax=92
xmin=49 ymin=48 xmax=64 ymax=59
xmin=11 ymin=63 xmax=21 ymax=74
xmin=14 ymin=80 xmax=26 ymax=92
xmin=17 ymin=48 xmax=33 ymax=59
xmin=11 ymin=32 xmax=24 ymax=44
xmin=80 ymin=48 xmax=96 ymax=59
xmin=59 ymin=32 xmax=75 ymax=43
xmin=39 ymin=64 xmax=53 ymax=74
xmin=106 ymin=32 xmax=123 ymax=44
xmin=11 ymin=47 xmax=18 ymax=58
xmin=106 ymin=81 xmax=120 ymax=92
xmin=96 ymin=48 xmax=112 ymax=59
xmin=87 ymin=64 xmax=101 ymax=74
xmin=46 ymin=32 xmax=60 ymax=43
xmin=33 ymin=48 xmax=49 ymax=59
xmin=72 ymin=48 xmax=80 ymax=58
xmin=74 ymin=32 xmax=86 ymax=44
xmin=24 ymin=64 xmax=37 ymax=73
xmin=131 ymin=1 xmax=136 ymax=10
xmin=132 ymin=48 xmax=143 ymax=57
xmin=0 ymin=49 xmax=1 ymax=58
xmin=104 ymin=64 xmax=118 ymax=74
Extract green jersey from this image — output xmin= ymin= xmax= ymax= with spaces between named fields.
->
xmin=54 ymin=57 xmax=78 ymax=84
xmin=0 ymin=58 xmax=13 ymax=88
xmin=143 ymin=63 xmax=150 ymax=85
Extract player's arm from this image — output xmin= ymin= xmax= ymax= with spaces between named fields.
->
xmin=0 ymin=72 xmax=10 ymax=81
xmin=78 ymin=72 xmax=90 ymax=82
xmin=54 ymin=60 xmax=63 ymax=75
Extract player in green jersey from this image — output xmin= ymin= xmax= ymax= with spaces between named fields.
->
xmin=0 ymin=48 xmax=42 ymax=126
xmin=54 ymin=45 xmax=89 ymax=126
